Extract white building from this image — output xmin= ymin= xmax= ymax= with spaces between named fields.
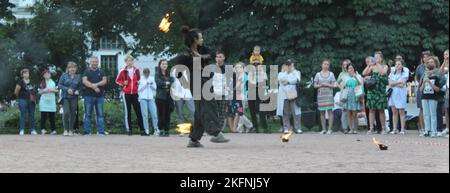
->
xmin=9 ymin=0 xmax=36 ymax=20
xmin=8 ymin=0 xmax=162 ymax=82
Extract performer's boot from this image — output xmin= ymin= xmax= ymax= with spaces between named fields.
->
xmin=210 ymin=132 xmax=230 ymax=143
xmin=187 ymin=140 xmax=204 ymax=148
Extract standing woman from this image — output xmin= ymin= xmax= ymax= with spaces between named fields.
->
xmin=155 ymin=60 xmax=174 ymax=137
xmin=177 ymin=26 xmax=230 ymax=148
xmin=337 ymin=60 xmax=351 ymax=132
xmin=342 ymin=63 xmax=363 ymax=134
xmin=364 ymin=52 xmax=389 ymax=134
xmin=420 ymin=57 xmax=442 ymax=137
xmin=314 ymin=59 xmax=336 ymax=134
xmin=277 ymin=60 xmax=302 ymax=134
xmin=116 ymin=55 xmax=145 ymax=136
xmin=138 ymin=68 xmax=159 ymax=136
xmin=388 ymin=60 xmax=409 ymax=135
xmin=38 ymin=69 xmax=59 ymax=135
xmin=15 ymin=68 xmax=37 ymax=135
xmin=58 ymin=62 xmax=82 ymax=136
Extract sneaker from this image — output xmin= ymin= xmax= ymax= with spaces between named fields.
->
xmin=445 ymin=134 xmax=449 ymax=138
xmin=326 ymin=130 xmax=332 ymax=135
xmin=104 ymin=131 xmax=109 ymax=135
xmin=63 ymin=130 xmax=68 ymax=136
xmin=419 ymin=129 xmax=425 ymax=136
xmin=187 ymin=140 xmax=204 ymax=148
xmin=41 ymin=129 xmax=47 ymax=135
xmin=421 ymin=131 xmax=430 ymax=137
xmin=438 ymin=128 xmax=449 ymax=137
xmin=31 ymin=130 xmax=38 ymax=135
xmin=283 ymin=129 xmax=289 ymax=134
xmin=19 ymin=130 xmax=25 ymax=136
xmin=50 ymin=130 xmax=57 ymax=135
xmin=97 ymin=132 xmax=106 ymax=137
xmin=68 ymin=131 xmax=73 ymax=136
xmin=366 ymin=130 xmax=373 ymax=135
xmin=381 ymin=129 xmax=390 ymax=135
xmin=320 ymin=130 xmax=327 ymax=135
xmin=390 ymin=130 xmax=399 ymax=135
xmin=294 ymin=129 xmax=303 ymax=134
xmin=210 ymin=132 xmax=230 ymax=143
xmin=399 ymin=130 xmax=406 ymax=135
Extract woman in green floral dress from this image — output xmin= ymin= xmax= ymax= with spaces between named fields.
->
xmin=363 ymin=52 xmax=389 ymax=134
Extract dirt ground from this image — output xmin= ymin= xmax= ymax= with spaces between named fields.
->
xmin=0 ymin=132 xmax=448 ymax=173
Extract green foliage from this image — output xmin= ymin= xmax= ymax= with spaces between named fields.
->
xmin=204 ymin=0 xmax=449 ymax=77
xmin=0 ymin=0 xmax=14 ymax=21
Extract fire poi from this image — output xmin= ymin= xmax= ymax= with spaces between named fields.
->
xmin=372 ymin=137 xmax=388 ymax=150
xmin=159 ymin=13 xmax=172 ymax=33
xmin=281 ymin=131 xmax=294 ymax=143
xmin=176 ymin=123 xmax=192 ymax=134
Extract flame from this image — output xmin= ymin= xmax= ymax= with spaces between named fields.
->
xmin=159 ymin=13 xmax=172 ymax=33
xmin=372 ymin=137 xmax=388 ymax=150
xmin=372 ymin=137 xmax=381 ymax=145
xmin=281 ymin=131 xmax=294 ymax=143
xmin=176 ymin=123 xmax=192 ymax=134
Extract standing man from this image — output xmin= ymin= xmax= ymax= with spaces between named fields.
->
xmin=212 ymin=51 xmax=231 ymax=131
xmin=82 ymin=56 xmax=108 ymax=136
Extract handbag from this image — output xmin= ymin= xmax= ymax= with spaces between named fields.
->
xmin=29 ymin=94 xmax=37 ymax=103
xmin=365 ymin=77 xmax=377 ymax=91
xmin=340 ymin=87 xmax=349 ymax=103
xmin=354 ymin=85 xmax=365 ymax=99
xmin=386 ymin=88 xmax=393 ymax=98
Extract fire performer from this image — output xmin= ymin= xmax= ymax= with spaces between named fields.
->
xmin=176 ymin=26 xmax=230 ymax=148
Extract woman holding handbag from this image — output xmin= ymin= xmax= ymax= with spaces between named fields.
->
xmin=342 ymin=63 xmax=363 ymax=134
xmin=314 ymin=59 xmax=336 ymax=135
xmin=15 ymin=68 xmax=37 ymax=135
xmin=277 ymin=60 xmax=302 ymax=134
xmin=364 ymin=52 xmax=389 ymax=134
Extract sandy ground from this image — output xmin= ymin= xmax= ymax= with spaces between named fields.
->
xmin=0 ymin=132 xmax=448 ymax=173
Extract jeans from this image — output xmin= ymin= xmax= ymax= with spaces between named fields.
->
xmin=83 ymin=96 xmax=105 ymax=134
xmin=422 ymin=99 xmax=438 ymax=135
xmin=140 ymin=99 xmax=159 ymax=134
xmin=174 ymin=99 xmax=195 ymax=124
xmin=18 ymin=99 xmax=35 ymax=132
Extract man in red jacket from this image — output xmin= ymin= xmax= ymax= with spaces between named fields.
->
xmin=116 ymin=55 xmax=145 ymax=136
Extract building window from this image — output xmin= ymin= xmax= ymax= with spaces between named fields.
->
xmin=97 ymin=36 xmax=125 ymax=50
xmin=101 ymin=55 xmax=119 ymax=97
xmin=101 ymin=55 xmax=118 ymax=78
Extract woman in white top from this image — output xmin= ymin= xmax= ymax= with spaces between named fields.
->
xmin=388 ymin=61 xmax=409 ymax=135
xmin=277 ymin=60 xmax=302 ymax=134
xmin=138 ymin=68 xmax=159 ymax=135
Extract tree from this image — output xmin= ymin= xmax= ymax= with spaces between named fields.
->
xmin=0 ymin=0 xmax=14 ymax=22
xmin=203 ymin=0 xmax=449 ymax=77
